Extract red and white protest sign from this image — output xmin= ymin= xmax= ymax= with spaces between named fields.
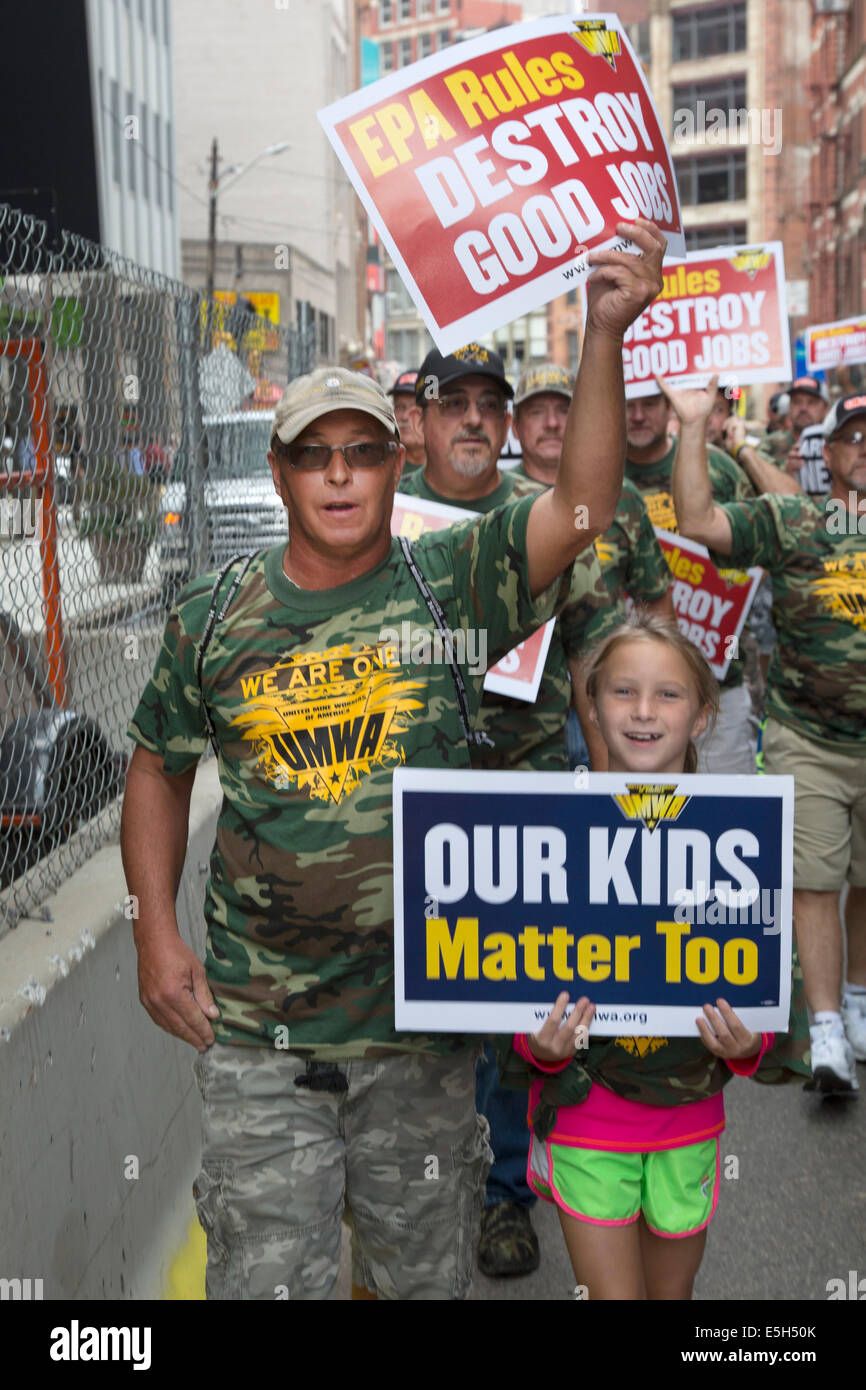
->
xmin=391 ymin=492 xmax=555 ymax=702
xmin=319 ymin=15 xmax=684 ymax=355
xmin=806 ymin=315 xmax=866 ymax=373
xmin=617 ymin=244 xmax=791 ymax=399
xmin=654 ymin=529 xmax=761 ymax=680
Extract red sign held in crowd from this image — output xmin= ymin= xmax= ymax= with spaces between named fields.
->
xmin=618 ymin=243 xmax=792 ymax=399
xmin=320 ymin=14 xmax=684 ymax=353
xmin=654 ymin=530 xmax=762 ymax=680
xmin=805 ymin=314 xmax=866 ymax=373
xmin=391 ymin=492 xmax=555 ymax=703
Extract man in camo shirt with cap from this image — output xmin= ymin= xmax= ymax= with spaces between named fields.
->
xmin=673 ymin=388 xmax=866 ymax=1096
xmin=121 ymin=219 xmax=668 ymax=1299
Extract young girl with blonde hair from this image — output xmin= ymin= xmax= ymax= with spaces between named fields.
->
xmin=507 ymin=614 xmax=808 ymax=1299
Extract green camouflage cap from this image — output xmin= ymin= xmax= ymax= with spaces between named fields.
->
xmin=272 ymin=367 xmax=398 ymax=447
xmin=514 ymin=363 xmax=576 ymax=407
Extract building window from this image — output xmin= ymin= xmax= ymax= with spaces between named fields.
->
xmin=399 ymin=0 xmax=412 ymax=19
xmin=675 ymin=151 xmax=746 ymax=205
xmin=672 ymin=75 xmax=748 ymax=127
xmin=110 ymin=80 xmax=121 ymax=184
xmin=399 ymin=37 xmax=412 ymax=67
xmin=153 ymin=113 xmax=162 ymax=206
xmin=628 ymin=20 xmax=650 ymax=63
xmin=126 ymin=90 xmax=136 ymax=192
xmin=418 ymin=0 xmax=432 ymax=13
xmin=566 ymin=288 xmax=578 ymax=306
xmin=419 ymin=32 xmax=432 ymax=59
xmin=386 ymin=266 xmax=413 ymax=313
xmin=380 ymin=0 xmax=393 ymax=24
xmin=140 ymin=102 xmax=149 ymax=198
xmin=672 ymin=3 xmax=746 ymax=62
xmin=318 ymin=310 xmax=330 ymax=358
xmin=382 ymin=41 xmax=395 ymax=73
xmin=685 ymin=223 xmax=748 ymax=251
xmin=438 ymin=27 xmax=451 ymax=48
xmin=566 ymin=331 xmax=579 ymax=372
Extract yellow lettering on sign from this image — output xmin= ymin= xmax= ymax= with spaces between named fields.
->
xmin=481 ymin=933 xmax=517 ymax=981
xmin=426 ymin=917 xmax=479 ymax=980
xmin=349 ymin=114 xmax=396 ymax=177
xmin=577 ymin=934 xmax=611 ymax=982
xmin=409 ymin=90 xmax=457 ymax=148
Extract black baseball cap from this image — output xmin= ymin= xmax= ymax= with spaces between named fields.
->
xmin=823 ymin=393 xmax=866 ymax=439
xmin=389 ymin=370 xmax=418 ymax=396
xmin=415 ymin=343 xmax=513 ymax=403
xmin=789 ymin=375 xmax=830 ymax=404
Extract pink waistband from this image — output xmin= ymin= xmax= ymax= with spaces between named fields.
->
xmin=527 ymin=1075 xmax=727 ymax=1152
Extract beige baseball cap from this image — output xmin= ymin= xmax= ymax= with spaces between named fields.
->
xmin=514 ymin=363 xmax=576 ymax=407
xmin=271 ymin=367 xmax=399 ymax=447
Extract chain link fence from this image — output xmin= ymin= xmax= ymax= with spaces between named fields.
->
xmin=0 ymin=203 xmax=317 ymax=933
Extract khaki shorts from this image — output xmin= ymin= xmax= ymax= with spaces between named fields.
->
xmin=763 ymin=717 xmax=866 ymax=891
xmin=192 ymin=1043 xmax=491 ymax=1301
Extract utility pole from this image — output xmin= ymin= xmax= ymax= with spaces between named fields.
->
xmin=205 ymin=136 xmax=219 ymax=347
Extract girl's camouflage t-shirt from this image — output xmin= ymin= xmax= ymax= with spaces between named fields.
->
xmin=128 ymin=496 xmax=570 ymax=1056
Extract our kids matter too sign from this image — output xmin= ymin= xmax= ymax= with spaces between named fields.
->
xmin=393 ymin=770 xmax=793 ymax=1036
xmin=319 ymin=14 xmax=684 ymax=354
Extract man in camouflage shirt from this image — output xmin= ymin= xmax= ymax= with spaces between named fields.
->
xmin=673 ymin=390 xmax=866 ymax=1095
xmin=765 ymin=375 xmax=829 ymax=476
xmin=120 ymin=218 xmax=667 ymax=1300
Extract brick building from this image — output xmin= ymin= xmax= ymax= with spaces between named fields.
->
xmin=808 ymin=0 xmax=866 ymax=336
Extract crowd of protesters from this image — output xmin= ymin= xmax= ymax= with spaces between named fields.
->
xmin=121 ymin=218 xmax=866 ymax=1300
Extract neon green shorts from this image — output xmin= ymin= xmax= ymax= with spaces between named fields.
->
xmin=528 ymin=1135 xmax=720 ymax=1237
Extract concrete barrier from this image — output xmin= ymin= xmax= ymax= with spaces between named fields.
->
xmin=0 ymin=761 xmax=221 ymax=1299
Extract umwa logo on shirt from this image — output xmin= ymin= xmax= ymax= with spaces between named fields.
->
xmin=232 ymin=643 xmax=424 ymax=803
xmin=812 ymin=552 xmax=866 ymax=630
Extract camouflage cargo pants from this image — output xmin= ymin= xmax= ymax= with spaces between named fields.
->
xmin=191 ymin=1042 xmax=491 ymax=1300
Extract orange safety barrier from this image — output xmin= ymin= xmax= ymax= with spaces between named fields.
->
xmin=0 ymin=337 xmax=68 ymax=708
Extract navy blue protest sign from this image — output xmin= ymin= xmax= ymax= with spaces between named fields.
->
xmin=393 ymin=770 xmax=794 ymax=1035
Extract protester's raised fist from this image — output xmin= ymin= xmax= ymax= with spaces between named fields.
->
xmin=722 ymin=414 xmax=747 ymax=452
xmin=585 ymin=218 xmax=666 ymax=340
xmin=656 ymin=371 xmax=720 ymax=426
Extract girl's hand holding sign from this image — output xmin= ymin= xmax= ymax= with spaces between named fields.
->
xmin=527 ymin=992 xmax=596 ymax=1065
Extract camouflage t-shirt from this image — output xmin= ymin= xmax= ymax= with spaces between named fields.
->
xmin=625 ymin=440 xmax=756 ymax=690
xmin=128 ymin=497 xmax=571 ymax=1054
xmin=765 ymin=427 xmax=795 ymax=464
xmin=400 ymin=466 xmax=619 ymax=769
xmin=593 ymin=477 xmax=672 ymax=607
xmin=716 ymin=492 xmax=866 ymax=750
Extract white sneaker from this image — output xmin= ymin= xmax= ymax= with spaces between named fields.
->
xmin=806 ymin=1021 xmax=859 ymax=1094
xmin=841 ymin=996 xmax=866 ymax=1062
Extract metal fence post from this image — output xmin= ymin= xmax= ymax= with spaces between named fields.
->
xmin=176 ymin=293 xmax=209 ymax=579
